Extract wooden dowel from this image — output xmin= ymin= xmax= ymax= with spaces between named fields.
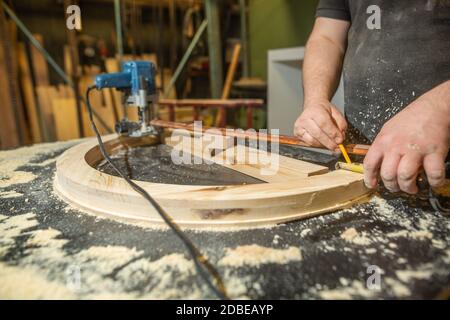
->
xmin=215 ymin=43 xmax=242 ymax=126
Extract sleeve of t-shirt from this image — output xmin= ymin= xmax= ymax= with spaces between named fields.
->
xmin=316 ymin=0 xmax=351 ymax=21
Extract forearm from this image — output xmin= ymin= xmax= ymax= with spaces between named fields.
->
xmin=303 ymin=38 xmax=344 ymax=104
xmin=423 ymin=80 xmax=450 ymax=144
xmin=302 ymin=19 xmax=349 ymax=106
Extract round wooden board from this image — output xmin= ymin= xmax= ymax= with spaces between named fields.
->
xmin=54 ymin=135 xmax=371 ymax=229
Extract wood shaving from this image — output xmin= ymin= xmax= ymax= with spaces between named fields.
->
xmin=318 ymin=280 xmax=375 ymax=300
xmin=0 ymin=191 xmax=23 ymax=198
xmin=0 ymin=212 xmax=263 ymax=299
xmin=384 ymin=277 xmax=411 ymax=297
xmin=395 ymin=269 xmax=432 ymax=283
xmin=0 ymin=140 xmax=76 ymax=188
xmin=219 ymin=244 xmax=302 ymax=267
xmin=300 ymin=228 xmax=311 ymax=237
xmin=340 ymin=227 xmax=371 ymax=245
xmin=26 ymin=229 xmax=68 ymax=248
xmin=0 ymin=263 xmax=76 ymax=299
xmin=387 ymin=230 xmax=433 ymax=240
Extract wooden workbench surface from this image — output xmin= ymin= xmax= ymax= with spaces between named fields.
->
xmin=0 ymin=140 xmax=449 ymax=299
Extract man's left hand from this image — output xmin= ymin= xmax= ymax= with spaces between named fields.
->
xmin=364 ymin=82 xmax=450 ymax=194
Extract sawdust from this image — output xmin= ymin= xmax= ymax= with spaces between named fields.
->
xmin=340 ymin=228 xmax=358 ymax=240
xmin=369 ymin=196 xmax=412 ymax=229
xmin=317 ymin=272 xmax=418 ymax=299
xmin=387 ymin=230 xmax=408 ymax=238
xmin=317 ymin=280 xmax=376 ymax=300
xmin=0 ymin=190 xmax=23 ymax=198
xmin=0 ymin=212 xmax=39 ymax=238
xmin=340 ymin=227 xmax=371 ymax=245
xmin=219 ymin=245 xmax=302 ymax=267
xmin=432 ymin=239 xmax=446 ymax=249
xmin=300 ymin=228 xmax=311 ymax=237
xmin=384 ymin=277 xmax=411 ymax=297
xmin=76 ymin=246 xmax=142 ymax=275
xmin=114 ymin=253 xmax=201 ymax=299
xmin=0 ymin=211 xmax=263 ymax=299
xmin=370 ymin=195 xmax=448 ymax=247
xmin=370 ymin=196 xmax=396 ymax=212
xmin=0 ymin=171 xmax=36 ymax=188
xmin=410 ymin=230 xmax=433 ymax=240
xmin=2 ymin=141 xmax=449 ymax=299
xmin=31 ymin=158 xmax=57 ymax=167
xmin=387 ymin=230 xmax=433 ymax=240
xmin=26 ymin=228 xmax=68 ymax=248
xmin=0 ymin=140 xmax=76 ymax=188
xmin=0 ymin=263 xmax=76 ymax=299
xmin=396 ymin=269 xmax=432 ymax=283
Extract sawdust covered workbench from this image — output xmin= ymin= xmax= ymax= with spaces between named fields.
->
xmin=0 ymin=139 xmax=449 ymax=299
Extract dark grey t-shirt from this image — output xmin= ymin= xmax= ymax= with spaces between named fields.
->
xmin=316 ymin=0 xmax=450 ymax=144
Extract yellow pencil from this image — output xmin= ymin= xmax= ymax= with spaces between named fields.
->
xmin=338 ymin=144 xmax=352 ymax=164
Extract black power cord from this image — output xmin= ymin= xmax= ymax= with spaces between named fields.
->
xmin=86 ymin=85 xmax=229 ymax=300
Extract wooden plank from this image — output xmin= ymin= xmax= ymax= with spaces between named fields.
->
xmin=222 ymin=44 xmax=241 ymax=99
xmin=0 ymin=8 xmax=32 ymax=148
xmin=36 ymin=85 xmax=58 ymax=141
xmin=9 ymin=20 xmax=31 ymax=145
xmin=58 ymin=84 xmax=74 ymax=98
xmin=105 ymin=57 xmax=120 ymax=73
xmin=29 ymin=34 xmax=49 ymax=86
xmin=141 ymin=53 xmax=158 ymax=66
xmin=165 ymin=133 xmax=329 ymax=183
xmin=0 ymin=14 xmax=20 ymax=148
xmin=52 ymin=98 xmax=80 ymax=141
xmin=165 ymin=132 xmax=234 ymax=161
xmin=18 ymin=42 xmax=42 ymax=143
xmin=158 ymin=106 xmax=196 ymax=122
xmin=215 ymin=43 xmax=242 ymax=126
xmin=163 ymin=68 xmax=176 ymax=99
xmin=79 ymin=75 xmax=116 ymax=136
xmin=213 ymin=145 xmax=329 ymax=183
xmin=63 ymin=45 xmax=73 ymax=78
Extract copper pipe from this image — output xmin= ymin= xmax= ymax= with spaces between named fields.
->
xmin=150 ymin=119 xmax=307 ymax=146
xmin=345 ymin=144 xmax=370 ymax=156
xmin=150 ymin=119 xmax=371 ymax=155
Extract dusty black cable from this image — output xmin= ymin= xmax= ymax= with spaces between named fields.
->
xmin=85 ymin=85 xmax=229 ymax=300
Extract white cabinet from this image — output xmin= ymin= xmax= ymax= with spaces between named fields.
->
xmin=268 ymin=47 xmax=345 ymax=136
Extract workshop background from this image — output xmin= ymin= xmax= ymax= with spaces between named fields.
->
xmin=0 ymin=0 xmax=318 ymax=149
xmin=1 ymin=0 xmax=449 ymax=301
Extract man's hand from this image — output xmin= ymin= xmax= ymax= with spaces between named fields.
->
xmin=294 ymin=99 xmax=347 ymax=150
xmin=364 ymin=82 xmax=450 ymax=194
xmin=295 ymin=17 xmax=349 ymax=151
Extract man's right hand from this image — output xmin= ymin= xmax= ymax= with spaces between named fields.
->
xmin=294 ymin=99 xmax=348 ymax=151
